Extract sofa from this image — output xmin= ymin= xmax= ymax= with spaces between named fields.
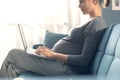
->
xmin=17 ymin=23 xmax=120 ymax=80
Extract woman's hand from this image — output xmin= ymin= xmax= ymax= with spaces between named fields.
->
xmin=35 ymin=46 xmax=54 ymax=58
xmin=35 ymin=46 xmax=68 ymax=63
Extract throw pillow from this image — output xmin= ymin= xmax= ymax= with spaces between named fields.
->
xmin=43 ymin=30 xmax=68 ymax=49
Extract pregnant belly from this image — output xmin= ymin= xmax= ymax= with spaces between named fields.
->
xmin=52 ymin=39 xmax=82 ymax=55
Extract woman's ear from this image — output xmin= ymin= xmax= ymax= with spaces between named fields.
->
xmin=92 ymin=0 xmax=98 ymax=5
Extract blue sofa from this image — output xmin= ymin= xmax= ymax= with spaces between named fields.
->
xmin=17 ymin=24 xmax=120 ymax=80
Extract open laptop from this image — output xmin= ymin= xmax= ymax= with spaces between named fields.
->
xmin=17 ymin=24 xmax=45 ymax=57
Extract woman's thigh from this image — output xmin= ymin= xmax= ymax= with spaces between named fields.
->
xmin=8 ymin=49 xmax=73 ymax=76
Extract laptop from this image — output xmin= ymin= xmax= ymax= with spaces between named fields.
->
xmin=17 ymin=24 xmax=45 ymax=57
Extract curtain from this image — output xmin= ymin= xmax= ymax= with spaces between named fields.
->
xmin=0 ymin=0 xmax=90 ymax=67
xmin=0 ymin=0 xmax=90 ymax=48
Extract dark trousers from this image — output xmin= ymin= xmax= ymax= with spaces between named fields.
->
xmin=0 ymin=49 xmax=73 ymax=79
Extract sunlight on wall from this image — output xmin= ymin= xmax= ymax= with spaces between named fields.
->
xmin=0 ymin=0 xmax=90 ymax=68
xmin=0 ymin=24 xmax=17 ymax=68
xmin=0 ymin=0 xmax=67 ymax=24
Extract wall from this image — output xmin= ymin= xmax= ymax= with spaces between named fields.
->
xmin=102 ymin=3 xmax=120 ymax=25
xmin=0 ymin=25 xmax=17 ymax=68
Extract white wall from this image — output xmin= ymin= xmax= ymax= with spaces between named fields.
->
xmin=0 ymin=24 xmax=45 ymax=68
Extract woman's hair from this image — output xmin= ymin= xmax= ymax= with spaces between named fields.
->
xmin=103 ymin=0 xmax=110 ymax=8
xmin=98 ymin=0 xmax=110 ymax=8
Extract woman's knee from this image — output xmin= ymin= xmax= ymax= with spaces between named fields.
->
xmin=8 ymin=49 xmax=25 ymax=57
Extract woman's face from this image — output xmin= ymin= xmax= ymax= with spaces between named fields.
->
xmin=78 ymin=0 xmax=95 ymax=14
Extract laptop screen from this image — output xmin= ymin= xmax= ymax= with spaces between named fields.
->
xmin=17 ymin=24 xmax=27 ymax=50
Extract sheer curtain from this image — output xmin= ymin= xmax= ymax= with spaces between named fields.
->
xmin=0 ymin=0 xmax=90 ymax=67
xmin=0 ymin=0 xmax=90 ymax=49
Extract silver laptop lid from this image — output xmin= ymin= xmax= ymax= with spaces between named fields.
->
xmin=17 ymin=24 xmax=27 ymax=50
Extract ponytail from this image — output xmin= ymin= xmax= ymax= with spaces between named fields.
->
xmin=103 ymin=0 xmax=110 ymax=8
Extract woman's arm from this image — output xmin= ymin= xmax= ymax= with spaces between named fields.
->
xmin=35 ymin=28 xmax=106 ymax=66
xmin=35 ymin=46 xmax=68 ymax=63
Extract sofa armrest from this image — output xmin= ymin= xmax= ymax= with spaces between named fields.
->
xmin=32 ymin=44 xmax=43 ymax=49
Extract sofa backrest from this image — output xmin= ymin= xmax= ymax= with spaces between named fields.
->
xmin=98 ymin=24 xmax=120 ymax=80
xmin=90 ymin=24 xmax=115 ymax=75
xmin=91 ymin=24 xmax=120 ymax=79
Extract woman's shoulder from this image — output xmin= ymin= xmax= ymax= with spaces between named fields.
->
xmin=89 ymin=17 xmax=106 ymax=28
xmin=80 ymin=17 xmax=106 ymax=28
xmin=84 ymin=17 xmax=107 ymax=34
xmin=92 ymin=17 xmax=105 ymax=23
xmin=73 ymin=17 xmax=107 ymax=33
